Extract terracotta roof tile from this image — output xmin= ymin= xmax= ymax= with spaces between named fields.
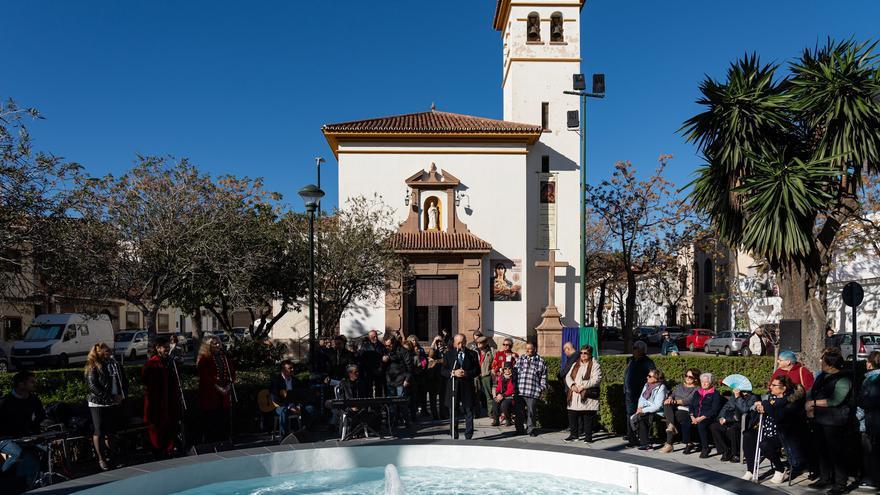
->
xmin=391 ymin=231 xmax=492 ymax=253
xmin=323 ymin=110 xmax=542 ymax=135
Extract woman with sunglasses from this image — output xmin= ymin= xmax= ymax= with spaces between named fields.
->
xmin=631 ymin=369 xmax=667 ymax=450
xmin=658 ymin=368 xmax=701 ymax=454
xmin=743 ymin=375 xmax=797 ymax=484
xmin=490 ymin=338 xmax=518 ymax=380
xmin=564 ymin=345 xmax=601 ymax=442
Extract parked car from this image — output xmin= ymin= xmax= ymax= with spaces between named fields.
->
xmin=684 ymin=328 xmax=715 ymax=352
xmin=114 ymin=329 xmax=151 ymax=360
xmin=704 ymin=331 xmax=752 ymax=356
xmin=11 ymin=313 xmax=115 ymax=369
xmin=600 ymin=326 xmax=622 ymax=341
xmin=634 ymin=326 xmax=659 ymax=344
xmin=830 ymin=332 xmax=880 ymax=361
xmin=0 ymin=348 xmax=8 ymax=373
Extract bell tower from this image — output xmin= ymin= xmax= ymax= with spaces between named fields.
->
xmin=493 ymin=0 xmax=585 ymax=335
xmin=494 ymin=0 xmax=583 ymax=133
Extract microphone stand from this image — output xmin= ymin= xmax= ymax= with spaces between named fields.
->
xmin=169 ymin=357 xmax=188 ymax=452
xmin=450 ymin=353 xmax=459 ymax=438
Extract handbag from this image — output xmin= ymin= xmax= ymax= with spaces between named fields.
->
xmin=583 ymin=386 xmax=600 ymax=400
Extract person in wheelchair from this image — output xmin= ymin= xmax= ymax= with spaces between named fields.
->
xmin=0 ymin=370 xmax=46 ymax=492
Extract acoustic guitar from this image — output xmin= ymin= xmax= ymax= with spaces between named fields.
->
xmin=257 ymin=389 xmax=282 ymax=413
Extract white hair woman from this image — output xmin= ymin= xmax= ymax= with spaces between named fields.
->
xmin=688 ymin=372 xmax=721 ymax=458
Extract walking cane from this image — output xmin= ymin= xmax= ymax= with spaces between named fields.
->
xmin=751 ymin=413 xmax=764 ymax=483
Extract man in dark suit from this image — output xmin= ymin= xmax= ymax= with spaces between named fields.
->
xmin=441 ymin=333 xmax=479 ymax=439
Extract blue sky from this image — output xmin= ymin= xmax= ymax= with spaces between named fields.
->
xmin=3 ymin=1 xmax=878 ymax=210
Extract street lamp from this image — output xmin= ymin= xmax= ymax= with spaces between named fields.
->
xmin=299 ymin=183 xmax=325 ymax=371
xmin=564 ymin=73 xmax=605 ymax=347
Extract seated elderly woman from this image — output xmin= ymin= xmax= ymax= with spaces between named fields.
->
xmin=710 ymin=387 xmax=756 ymax=462
xmin=631 ymin=368 xmax=667 ymax=450
xmin=492 ymin=363 xmax=518 ymax=426
xmin=688 ymin=372 xmax=721 ymax=458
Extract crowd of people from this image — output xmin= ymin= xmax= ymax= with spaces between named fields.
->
xmin=311 ymin=329 xmax=548 ymax=439
xmin=3 ymin=327 xmax=880 ymax=494
xmin=620 ymin=341 xmax=880 ymax=494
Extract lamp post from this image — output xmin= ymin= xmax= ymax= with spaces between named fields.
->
xmin=299 ymin=183 xmax=325 ymax=371
xmin=565 ymin=73 xmax=605 ymax=344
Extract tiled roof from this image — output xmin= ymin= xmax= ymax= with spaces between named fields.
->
xmin=391 ymin=231 xmax=492 ymax=253
xmin=322 ymin=110 xmax=542 ymax=135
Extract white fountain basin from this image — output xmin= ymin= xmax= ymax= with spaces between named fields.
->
xmin=37 ymin=440 xmax=767 ymax=495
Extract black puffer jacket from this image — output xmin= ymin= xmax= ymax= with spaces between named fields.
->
xmin=86 ymin=360 xmax=127 ymax=406
xmin=385 ymin=344 xmax=412 ymax=387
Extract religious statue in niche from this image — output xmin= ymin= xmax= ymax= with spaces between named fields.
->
xmin=491 ymin=260 xmax=522 ymax=301
xmin=423 ymin=197 xmax=441 ymax=231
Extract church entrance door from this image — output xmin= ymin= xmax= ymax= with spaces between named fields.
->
xmin=407 ymin=276 xmax=458 ymax=341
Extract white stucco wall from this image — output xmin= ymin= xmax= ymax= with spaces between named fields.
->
xmin=336 ymin=141 xmax=529 ymax=339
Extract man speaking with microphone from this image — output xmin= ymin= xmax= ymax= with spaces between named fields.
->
xmin=441 ymin=334 xmax=479 ymax=439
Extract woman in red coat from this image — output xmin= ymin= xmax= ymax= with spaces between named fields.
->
xmin=197 ymin=336 xmax=236 ymax=443
xmin=142 ymin=336 xmax=182 ymax=458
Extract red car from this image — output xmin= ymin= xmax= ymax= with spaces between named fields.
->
xmin=683 ymin=329 xmax=714 ymax=352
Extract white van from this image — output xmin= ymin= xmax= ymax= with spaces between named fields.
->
xmin=11 ymin=313 xmax=115 ymax=369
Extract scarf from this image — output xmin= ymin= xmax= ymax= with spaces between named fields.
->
xmin=642 ymin=381 xmax=660 ymax=400
xmin=566 ymin=359 xmax=593 ymax=405
xmin=697 ymin=386 xmax=716 ymax=399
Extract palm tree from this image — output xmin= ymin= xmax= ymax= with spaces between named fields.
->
xmin=682 ymin=40 xmax=880 ymax=363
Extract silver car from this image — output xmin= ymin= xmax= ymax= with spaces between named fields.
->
xmin=832 ymin=332 xmax=880 ymax=361
xmin=704 ymin=331 xmax=752 ymax=356
xmin=114 ymin=330 xmax=150 ymax=360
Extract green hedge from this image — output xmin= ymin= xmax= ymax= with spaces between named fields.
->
xmin=539 ymin=355 xmax=776 ymax=434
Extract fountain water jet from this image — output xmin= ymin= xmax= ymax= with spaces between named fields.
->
xmin=384 ymin=464 xmax=404 ymax=495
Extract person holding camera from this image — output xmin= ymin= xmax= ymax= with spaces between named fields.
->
xmin=564 ymin=344 xmax=601 ymax=443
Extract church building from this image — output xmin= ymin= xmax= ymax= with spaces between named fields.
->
xmin=323 ymin=0 xmax=585 ymax=345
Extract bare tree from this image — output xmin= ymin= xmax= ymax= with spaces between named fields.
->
xmin=585 ymin=156 xmax=685 ymax=351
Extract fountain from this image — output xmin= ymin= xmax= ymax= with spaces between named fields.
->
xmin=33 ymin=440 xmax=768 ymax=495
xmin=383 ymin=464 xmax=404 ymax=495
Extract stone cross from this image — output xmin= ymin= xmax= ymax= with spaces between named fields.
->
xmin=535 ymin=250 xmax=568 ymax=311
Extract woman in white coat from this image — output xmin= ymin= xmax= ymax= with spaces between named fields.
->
xmin=564 ymin=344 xmax=602 ymax=442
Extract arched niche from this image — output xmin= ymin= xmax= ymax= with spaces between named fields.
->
xmin=422 ymin=195 xmax=443 ymax=231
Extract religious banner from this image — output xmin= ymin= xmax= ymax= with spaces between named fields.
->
xmin=538 ymin=173 xmax=557 ymax=249
xmin=490 ymin=259 xmax=522 ymax=301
